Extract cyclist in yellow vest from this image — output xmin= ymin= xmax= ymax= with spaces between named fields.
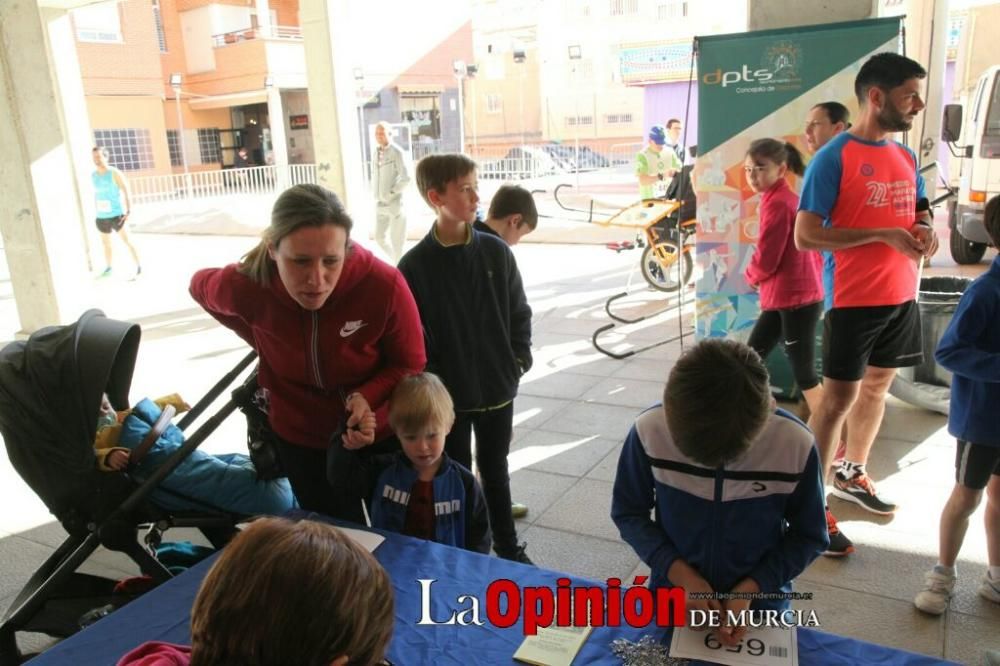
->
xmin=635 ymin=125 xmax=681 ymax=200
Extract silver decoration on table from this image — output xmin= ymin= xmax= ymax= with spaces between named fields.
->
xmin=611 ymin=635 xmax=688 ymax=665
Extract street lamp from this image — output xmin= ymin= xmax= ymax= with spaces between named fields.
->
xmin=353 ymin=68 xmax=368 ymax=174
xmin=453 ymin=59 xmax=467 ymax=153
xmin=513 ymin=48 xmax=526 ymax=153
xmin=169 ymin=73 xmax=189 ymax=176
xmin=568 ymin=45 xmax=582 ymax=187
xmin=466 ymin=63 xmax=479 ymax=153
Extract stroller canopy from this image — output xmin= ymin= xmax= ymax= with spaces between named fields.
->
xmin=0 ymin=310 xmax=140 ymax=520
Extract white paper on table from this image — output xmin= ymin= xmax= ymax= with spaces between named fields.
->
xmin=669 ymin=625 xmax=797 ymax=666
xmin=335 ymin=525 xmax=385 ymax=553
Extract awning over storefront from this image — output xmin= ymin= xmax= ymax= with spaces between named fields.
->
xmin=397 ymin=84 xmax=444 ymax=97
xmin=188 ymin=90 xmax=269 ymax=110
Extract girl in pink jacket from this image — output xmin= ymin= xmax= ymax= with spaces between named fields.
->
xmin=743 ymin=138 xmax=824 ymax=415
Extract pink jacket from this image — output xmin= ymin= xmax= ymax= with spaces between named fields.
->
xmin=744 ymin=178 xmax=823 ymax=310
xmin=117 ymin=642 xmax=191 ymax=665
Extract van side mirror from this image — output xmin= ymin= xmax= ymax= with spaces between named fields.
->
xmin=942 ymin=104 xmax=963 ymax=142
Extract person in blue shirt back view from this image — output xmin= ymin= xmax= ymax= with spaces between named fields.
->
xmin=913 ymin=196 xmax=1000 ymax=616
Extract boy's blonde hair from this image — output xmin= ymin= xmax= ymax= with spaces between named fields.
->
xmin=388 ymin=372 xmax=455 ymax=434
xmin=414 ymin=154 xmax=477 ymax=207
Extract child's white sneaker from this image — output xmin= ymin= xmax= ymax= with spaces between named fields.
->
xmin=979 ymin=572 xmax=1000 ymax=604
xmin=914 ymin=568 xmax=956 ymax=615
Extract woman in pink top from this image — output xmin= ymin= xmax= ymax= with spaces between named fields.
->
xmin=743 ymin=138 xmax=825 ymax=415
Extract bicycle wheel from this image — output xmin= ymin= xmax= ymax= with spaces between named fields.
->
xmin=641 ymin=243 xmax=692 ymax=292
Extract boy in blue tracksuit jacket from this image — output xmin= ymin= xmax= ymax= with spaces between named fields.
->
xmin=913 ymin=197 xmax=1000 ymax=615
xmin=612 ymin=339 xmax=827 ymax=645
xmin=330 ymin=373 xmax=491 ymax=554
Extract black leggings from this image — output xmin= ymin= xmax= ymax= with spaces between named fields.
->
xmin=445 ymin=404 xmax=518 ymax=552
xmin=275 ymin=434 xmax=399 ymax=524
xmin=747 ymin=301 xmax=822 ymax=391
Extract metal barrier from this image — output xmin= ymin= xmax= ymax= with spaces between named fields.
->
xmin=129 ymin=164 xmax=318 ymax=206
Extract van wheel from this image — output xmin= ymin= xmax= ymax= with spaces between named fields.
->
xmin=949 ymin=229 xmax=987 ymax=264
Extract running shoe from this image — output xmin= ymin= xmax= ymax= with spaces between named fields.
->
xmin=914 ymin=567 xmax=956 ymax=615
xmin=980 ymin=572 xmax=1000 ymax=604
xmin=823 ymin=509 xmax=854 ymax=557
xmin=832 ymin=471 xmax=897 ymax=515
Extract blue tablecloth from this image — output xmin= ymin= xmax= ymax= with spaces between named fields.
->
xmin=29 ymin=513 xmax=954 ymax=665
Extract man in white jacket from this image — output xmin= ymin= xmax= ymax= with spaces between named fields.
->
xmin=371 ymin=122 xmax=411 ymax=263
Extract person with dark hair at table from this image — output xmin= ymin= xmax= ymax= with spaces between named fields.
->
xmin=116 ymin=517 xmax=395 ymax=665
xmin=612 ymin=339 xmax=827 ymax=647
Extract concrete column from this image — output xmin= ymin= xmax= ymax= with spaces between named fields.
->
xmin=267 ymin=87 xmax=289 ymax=168
xmin=747 ymin=0 xmax=873 ymax=31
xmin=0 ymin=1 xmax=93 ymax=335
xmin=41 ymin=9 xmax=96 ymax=272
xmin=255 ymin=0 xmax=273 ymax=37
xmin=299 ymin=0 xmax=364 ymax=214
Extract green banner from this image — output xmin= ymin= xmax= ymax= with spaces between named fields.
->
xmin=696 ymin=18 xmax=900 ymax=154
xmin=692 ymin=17 xmax=902 ymax=398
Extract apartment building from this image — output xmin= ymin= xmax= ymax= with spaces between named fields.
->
xmin=466 ymin=0 xmax=745 ymax=156
xmin=72 ymin=0 xmax=309 ymax=176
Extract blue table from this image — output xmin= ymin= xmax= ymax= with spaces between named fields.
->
xmin=29 ymin=513 xmax=954 ymax=665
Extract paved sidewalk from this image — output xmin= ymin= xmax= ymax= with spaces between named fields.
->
xmin=0 ymin=229 xmax=997 ymax=662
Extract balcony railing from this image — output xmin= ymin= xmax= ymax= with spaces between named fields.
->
xmin=211 ymin=25 xmax=302 ymax=47
xmin=129 ymin=164 xmax=317 ymax=206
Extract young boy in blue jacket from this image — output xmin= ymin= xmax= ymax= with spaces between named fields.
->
xmin=330 ymin=372 xmax=491 ymax=553
xmin=914 ymin=196 xmax=1000 ymax=615
xmin=611 ymin=338 xmax=827 ymax=645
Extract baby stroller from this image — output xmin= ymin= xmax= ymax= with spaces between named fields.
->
xmin=0 ymin=309 xmax=262 ymax=663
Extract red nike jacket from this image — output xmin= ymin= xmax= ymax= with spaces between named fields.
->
xmin=190 ymin=242 xmax=426 ymax=448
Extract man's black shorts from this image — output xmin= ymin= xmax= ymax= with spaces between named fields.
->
xmin=823 ymin=301 xmax=922 ymax=381
xmin=955 ymin=440 xmax=1000 ymax=490
xmin=95 ymin=215 xmax=126 ymax=234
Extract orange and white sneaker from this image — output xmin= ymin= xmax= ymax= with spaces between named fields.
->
xmin=823 ymin=509 xmax=854 ymax=557
xmin=833 ymin=471 xmax=897 ymax=515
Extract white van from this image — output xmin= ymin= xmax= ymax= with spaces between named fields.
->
xmin=942 ymin=64 xmax=1000 ymax=264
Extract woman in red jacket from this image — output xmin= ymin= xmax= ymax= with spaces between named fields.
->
xmin=743 ymin=139 xmax=824 ymax=416
xmin=190 ymin=184 xmax=425 ymax=521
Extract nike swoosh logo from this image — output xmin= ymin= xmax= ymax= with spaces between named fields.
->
xmin=339 ymin=322 xmax=368 ymax=338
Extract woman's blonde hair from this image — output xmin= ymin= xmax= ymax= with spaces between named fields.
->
xmin=189 ymin=517 xmax=394 ymax=666
xmin=388 ymin=372 xmax=455 ymax=434
xmin=238 ymin=184 xmax=353 ymax=285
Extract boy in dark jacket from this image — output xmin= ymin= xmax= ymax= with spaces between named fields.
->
xmin=473 ymin=184 xmax=538 ymax=246
xmin=398 ymin=154 xmax=533 ymax=563
xmin=612 ymin=339 xmax=827 ymax=646
xmin=913 ymin=196 xmax=1000 ymax=615
xmin=331 ymin=373 xmax=491 ymax=553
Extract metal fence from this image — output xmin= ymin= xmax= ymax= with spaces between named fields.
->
xmin=129 ymin=164 xmax=318 ymax=206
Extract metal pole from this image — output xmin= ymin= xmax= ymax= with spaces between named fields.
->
xmin=174 ymin=89 xmax=189 ymax=176
xmin=456 ymin=73 xmax=465 ymax=153
xmin=574 ymin=82 xmax=580 ymax=189
xmin=519 ymin=66 xmax=525 ymax=152
xmin=471 ymin=78 xmax=478 ymax=154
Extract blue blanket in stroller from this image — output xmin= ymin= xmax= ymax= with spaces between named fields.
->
xmin=120 ymin=398 xmax=296 ymax=516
